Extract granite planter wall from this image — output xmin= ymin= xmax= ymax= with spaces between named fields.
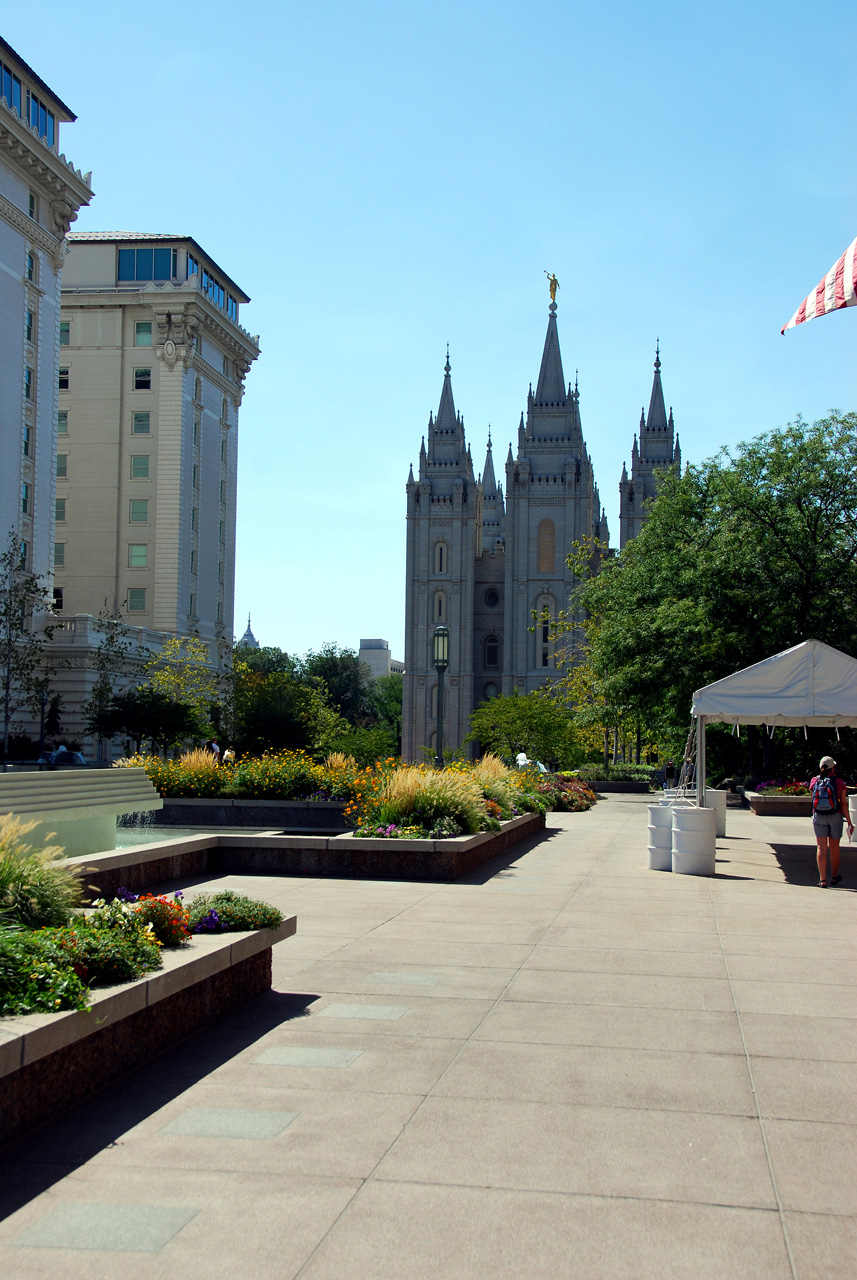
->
xmin=149 ymin=798 xmax=349 ymax=831
xmin=744 ymin=791 xmax=812 ymax=817
xmin=0 ymin=919 xmax=296 ymax=1147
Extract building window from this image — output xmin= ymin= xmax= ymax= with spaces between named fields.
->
xmin=26 ymin=89 xmax=55 ymax=146
xmin=21 ymin=483 xmax=30 ymax=515
xmin=188 ymin=593 xmax=196 ymax=616
xmin=191 ymin=507 xmax=197 ymax=532
xmin=132 ymin=411 xmax=150 ymax=434
xmin=117 ymin=246 xmax=176 ymax=283
xmin=53 ymin=542 xmax=65 ymax=568
xmin=221 ymin=396 xmax=228 ymax=421
xmin=483 ymin=682 xmax=500 ymax=700
xmin=189 ymin=549 xmax=196 ymax=575
xmin=20 ymin=540 xmax=28 ymax=570
xmin=485 ymin=635 xmax=500 ymax=668
xmin=220 ymin=436 xmax=227 ymax=463
xmin=217 ymin=560 xmax=223 ymax=584
xmin=218 ymin=520 xmax=224 ymax=544
xmin=25 ymin=310 xmax=34 ymax=343
xmin=192 ymin=464 xmax=199 ymax=489
xmin=433 ymin=591 xmax=446 ymax=623
xmin=52 ymin=587 xmax=64 ymax=612
xmin=219 ymin=480 xmax=225 ymax=504
xmin=128 ymin=544 xmax=147 ymax=568
xmin=537 ymin=518 xmax=556 ymax=574
xmin=59 ymin=320 xmax=70 ymax=347
xmin=217 ymin=601 xmax=224 ymax=624
xmin=194 ymin=377 xmax=202 ymax=402
xmin=193 ymin=419 xmax=199 ymax=446
xmin=434 ymin=542 xmax=447 ymax=574
xmin=133 ymin=368 xmax=151 ymax=391
xmin=1 ymin=62 xmax=23 ymax=120
xmin=58 ymin=367 xmax=69 ymax=392
xmin=23 ymin=426 xmax=31 ymax=457
xmin=24 ymin=367 xmax=33 ymax=399
xmin=26 ymin=252 xmax=35 ymax=282
xmin=484 ymin=588 xmax=500 ymax=609
xmin=55 ymin=498 xmax=66 ymax=522
xmin=57 ymin=411 xmax=68 ymax=435
xmin=56 ymin=454 xmax=67 ymax=479
xmin=28 ymin=191 xmax=37 ymax=220
xmin=222 ymin=354 xmax=229 ymax=376
xmin=134 ymin=321 xmax=153 ymax=347
xmin=129 ymin=499 xmax=149 ymax=523
xmin=127 ymin=588 xmax=146 ymax=612
xmin=130 ymin=455 xmax=149 ymax=479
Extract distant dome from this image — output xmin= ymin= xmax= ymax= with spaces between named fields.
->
xmin=236 ymin=614 xmax=260 ymax=649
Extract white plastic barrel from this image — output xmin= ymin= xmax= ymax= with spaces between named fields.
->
xmin=647 ymin=803 xmax=673 ymax=871
xmin=850 ymin=795 xmax=857 ymax=831
xmin=706 ymin=789 xmax=727 ymax=838
xmin=672 ymin=806 xmax=716 ymax=876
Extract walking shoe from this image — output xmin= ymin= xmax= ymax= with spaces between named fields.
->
xmin=831 ymin=875 xmax=842 ymax=887
xmin=817 ymin=879 xmax=827 ymax=887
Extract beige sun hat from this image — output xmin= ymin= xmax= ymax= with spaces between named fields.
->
xmin=819 ymin=755 xmax=837 ymax=770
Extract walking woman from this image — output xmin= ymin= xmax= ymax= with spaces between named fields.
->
xmin=810 ymin=755 xmax=853 ymax=887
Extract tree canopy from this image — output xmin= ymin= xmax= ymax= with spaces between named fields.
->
xmin=570 ymin=411 xmax=857 ymax=759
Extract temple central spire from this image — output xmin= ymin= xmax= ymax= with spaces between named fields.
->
xmin=534 ymin=305 xmax=566 ymax=404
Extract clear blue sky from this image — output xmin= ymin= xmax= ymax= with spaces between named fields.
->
xmin=9 ymin=2 xmax=855 ymax=659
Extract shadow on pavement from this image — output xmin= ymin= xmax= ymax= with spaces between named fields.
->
xmin=0 ymin=989 xmax=320 ymax=1222
xmin=769 ymin=842 xmax=856 ymax=887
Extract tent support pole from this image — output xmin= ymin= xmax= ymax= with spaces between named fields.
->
xmin=697 ymin=716 xmax=706 ymax=809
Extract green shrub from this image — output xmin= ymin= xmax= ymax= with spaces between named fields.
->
xmin=188 ymin=890 xmax=283 ymax=933
xmin=0 ymin=927 xmax=90 ymax=1015
xmin=0 ymin=814 xmax=85 ymax=928
xmin=572 ymin=763 xmax=656 ymax=783
xmin=42 ymin=917 xmax=162 ymax=986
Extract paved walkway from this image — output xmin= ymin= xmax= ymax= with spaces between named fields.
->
xmin=1 ymin=796 xmax=855 ymax=1278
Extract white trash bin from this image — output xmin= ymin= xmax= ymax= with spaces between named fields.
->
xmin=706 ymin=789 xmax=727 ymax=838
xmin=647 ymin=803 xmax=673 ymax=871
xmin=672 ymin=806 xmax=716 ymax=876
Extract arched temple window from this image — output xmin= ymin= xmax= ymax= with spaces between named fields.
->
xmin=484 ymin=635 xmax=499 ymax=668
xmin=433 ymin=591 xmax=446 ymax=623
xmin=434 ymin=541 xmax=447 ymax=574
xmin=535 ymin=594 xmax=555 ymax=670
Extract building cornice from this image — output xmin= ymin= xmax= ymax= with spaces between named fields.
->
xmin=0 ymin=103 xmax=92 ymax=247
xmin=0 ymin=188 xmax=63 ymax=268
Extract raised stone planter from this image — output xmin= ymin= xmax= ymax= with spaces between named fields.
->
xmin=150 ymin=797 xmax=348 ymax=831
xmin=744 ymin=791 xmax=812 ymax=817
xmin=73 ymin=812 xmax=546 ymax=897
xmin=0 ymin=918 xmax=296 ymax=1146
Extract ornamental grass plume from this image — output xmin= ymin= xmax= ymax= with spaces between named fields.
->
xmin=323 ymin=752 xmax=358 ymax=772
xmin=0 ymin=813 xmax=85 ymax=928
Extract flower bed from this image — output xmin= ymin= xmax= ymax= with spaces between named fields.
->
xmin=120 ymin=752 xmax=597 ymax=839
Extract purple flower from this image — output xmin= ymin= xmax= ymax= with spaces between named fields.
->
xmin=116 ymin=886 xmax=138 ymax=902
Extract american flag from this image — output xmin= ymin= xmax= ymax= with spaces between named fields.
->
xmin=781 ymin=235 xmax=857 ymax=334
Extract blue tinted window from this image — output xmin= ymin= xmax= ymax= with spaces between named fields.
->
xmin=38 ymin=102 xmax=46 ymax=135
xmin=46 ymin=111 xmax=54 ymax=146
xmin=136 ymin=247 xmax=153 ymax=280
xmin=187 ymin=254 xmax=198 ymax=277
xmin=153 ymin=247 xmax=171 ymax=279
xmin=117 ymin=248 xmax=135 ymax=281
xmin=12 ymin=77 xmax=21 ymax=116
xmin=2 ymin=68 xmax=11 ymax=103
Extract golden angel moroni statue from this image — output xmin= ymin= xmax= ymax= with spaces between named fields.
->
xmin=545 ymin=271 xmax=559 ymax=303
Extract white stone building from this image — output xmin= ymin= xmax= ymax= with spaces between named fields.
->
xmin=0 ymin=36 xmax=91 ymax=586
xmin=358 ymin=639 xmax=405 ymax=681
xmin=52 ymin=233 xmax=260 ymax=748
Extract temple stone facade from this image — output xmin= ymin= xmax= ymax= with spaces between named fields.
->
xmin=618 ymin=344 xmax=681 ymax=547
xmin=402 ymin=303 xmax=608 ymax=761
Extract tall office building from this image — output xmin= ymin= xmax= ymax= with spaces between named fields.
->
xmin=54 ymin=234 xmax=259 ymax=744
xmin=0 ymin=37 xmax=91 ymax=584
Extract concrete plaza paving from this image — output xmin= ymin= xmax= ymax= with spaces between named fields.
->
xmin=1 ymin=795 xmax=855 ymax=1278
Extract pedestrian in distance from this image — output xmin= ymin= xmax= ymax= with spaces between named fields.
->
xmin=222 ymin=746 xmax=235 ymax=765
xmin=209 ymin=738 xmax=221 ymax=765
xmin=810 ymin=755 xmax=853 ymax=887
xmin=664 ymin=759 xmax=676 ymax=788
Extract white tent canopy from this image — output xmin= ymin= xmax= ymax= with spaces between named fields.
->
xmin=691 ymin=640 xmax=857 ymax=728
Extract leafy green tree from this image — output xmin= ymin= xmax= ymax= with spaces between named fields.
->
xmin=231 ymin=662 xmax=316 ymax=756
xmin=368 ymin=673 xmax=403 ymax=750
xmin=0 ymin=530 xmax=56 ymax=759
xmin=236 ymin=645 xmax=297 ymax=677
xmin=466 ymin=688 xmax=581 ymax=769
xmin=569 ymin=411 xmax=857 ymax=775
xmin=82 ymin=607 xmax=143 ymax=756
xmin=297 ymin=644 xmax=373 ymax=725
xmin=94 ymin=687 xmax=203 ymax=753
xmin=141 ymin=636 xmax=221 ymax=722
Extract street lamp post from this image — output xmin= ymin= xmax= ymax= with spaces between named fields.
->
xmin=432 ymin=625 xmax=449 ymax=769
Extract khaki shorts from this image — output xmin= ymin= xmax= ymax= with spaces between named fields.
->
xmin=813 ymin=812 xmax=844 ymax=839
